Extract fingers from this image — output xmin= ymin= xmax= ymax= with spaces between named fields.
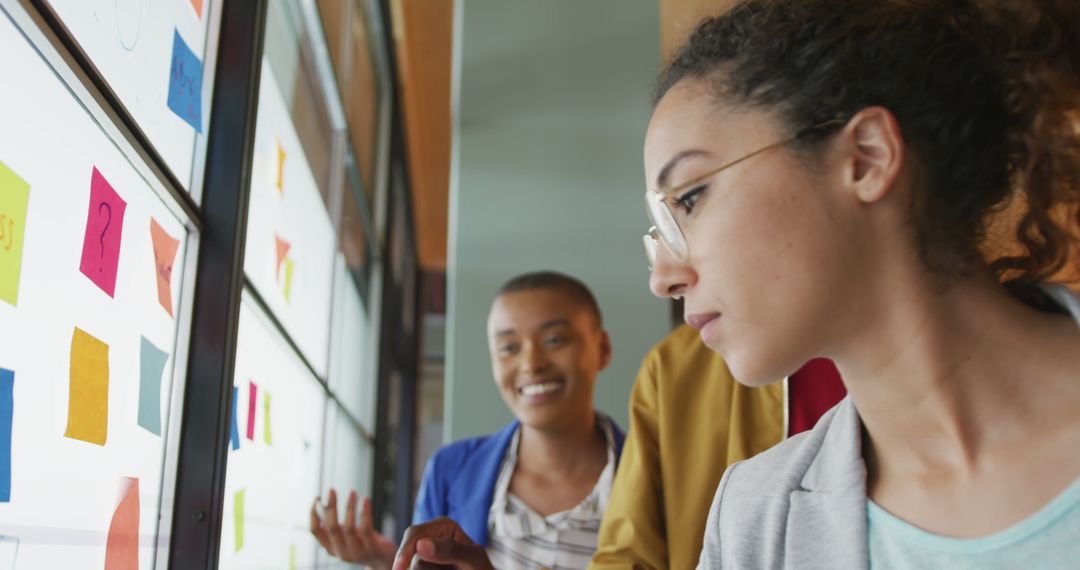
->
xmin=414 ymin=537 xmax=492 ymax=570
xmin=343 ymin=491 xmax=359 ymax=536
xmin=393 ymin=518 xmax=480 ymax=570
xmin=310 ymin=497 xmax=333 ymax=554
xmin=324 ymin=489 xmax=348 ymax=558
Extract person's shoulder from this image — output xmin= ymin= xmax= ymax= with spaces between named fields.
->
xmin=720 ymin=399 xmax=847 ymax=499
xmin=426 ymin=421 xmax=517 ymax=474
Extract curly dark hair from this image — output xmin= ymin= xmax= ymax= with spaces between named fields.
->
xmin=656 ymin=0 xmax=1080 ymax=302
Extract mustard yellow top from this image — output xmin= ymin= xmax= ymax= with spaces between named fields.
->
xmin=589 ymin=325 xmax=785 ymax=570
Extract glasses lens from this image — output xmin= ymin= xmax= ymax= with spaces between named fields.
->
xmin=645 ymin=191 xmax=689 ymax=261
xmin=643 ymin=232 xmax=658 ymax=271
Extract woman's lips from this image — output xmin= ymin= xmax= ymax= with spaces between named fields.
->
xmin=685 ymin=312 xmax=721 ymax=331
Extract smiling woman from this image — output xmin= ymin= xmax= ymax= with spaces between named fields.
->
xmin=642 ymin=0 xmax=1080 ymax=568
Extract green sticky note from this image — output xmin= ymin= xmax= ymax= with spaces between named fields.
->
xmin=0 ymin=160 xmax=31 ymax=307
xmin=289 ymin=544 xmax=296 ymax=570
xmin=234 ymin=489 xmax=245 ymax=552
xmin=263 ymin=392 xmax=272 ymax=445
xmin=282 ymin=258 xmax=295 ymax=303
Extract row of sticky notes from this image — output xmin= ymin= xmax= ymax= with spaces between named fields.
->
xmin=0 ymin=160 xmax=181 ymax=316
xmin=229 ymin=380 xmax=272 ymax=451
xmin=65 ymin=328 xmax=171 ymax=448
xmin=78 ymin=166 xmax=181 ymax=317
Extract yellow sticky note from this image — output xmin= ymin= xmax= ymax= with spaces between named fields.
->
xmin=289 ymin=544 xmax=296 ymax=570
xmin=0 ymin=160 xmax=31 ymax=307
xmin=263 ymin=392 xmax=272 ymax=445
xmin=234 ymin=490 xmax=245 ymax=552
xmin=66 ymin=328 xmax=109 ymax=445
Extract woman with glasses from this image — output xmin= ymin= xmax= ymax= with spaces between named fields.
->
xmin=643 ymin=0 xmax=1080 ymax=568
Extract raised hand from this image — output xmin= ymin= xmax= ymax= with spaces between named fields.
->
xmin=311 ymin=488 xmax=398 ymax=570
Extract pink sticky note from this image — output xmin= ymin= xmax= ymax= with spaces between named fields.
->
xmin=150 ymin=219 xmax=180 ymax=317
xmin=246 ymin=381 xmax=257 ymax=441
xmin=79 ymin=168 xmax=126 ymax=297
xmin=104 ymin=477 xmax=139 ymax=570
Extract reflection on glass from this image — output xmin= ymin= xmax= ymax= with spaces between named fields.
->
xmin=264 ymin=0 xmax=336 ymax=207
xmin=317 ymin=0 xmax=382 ymax=210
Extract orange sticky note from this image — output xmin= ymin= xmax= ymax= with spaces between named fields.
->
xmin=149 ymin=219 xmax=180 ymax=317
xmin=104 ymin=477 xmax=139 ymax=570
xmin=65 ymin=327 xmax=109 ymax=446
xmin=274 ymin=235 xmax=290 ymax=282
xmin=189 ymin=0 xmax=203 ymax=18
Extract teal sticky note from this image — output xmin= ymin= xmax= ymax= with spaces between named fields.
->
xmin=138 ymin=337 xmax=169 ymax=435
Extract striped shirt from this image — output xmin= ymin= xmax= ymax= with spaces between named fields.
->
xmin=486 ymin=417 xmax=616 ymax=570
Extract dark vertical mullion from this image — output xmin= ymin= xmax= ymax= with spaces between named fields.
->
xmin=394 ymin=239 xmax=420 ymax=539
xmin=168 ymin=2 xmax=267 ymax=569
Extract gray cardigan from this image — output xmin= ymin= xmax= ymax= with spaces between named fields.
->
xmin=697 ymin=285 xmax=1080 ymax=570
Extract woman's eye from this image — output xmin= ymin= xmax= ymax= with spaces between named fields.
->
xmin=499 ymin=343 xmax=519 ymax=355
xmin=672 ymin=185 xmax=707 ymax=214
xmin=544 ymin=336 xmax=566 ymax=347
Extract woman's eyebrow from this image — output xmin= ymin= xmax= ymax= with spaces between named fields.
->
xmin=655 ymin=149 xmax=711 ymax=190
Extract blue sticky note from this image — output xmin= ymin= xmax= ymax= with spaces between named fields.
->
xmin=167 ymin=29 xmax=203 ymax=132
xmin=1 ymin=369 xmax=13 ymax=502
xmin=138 ymin=337 xmax=169 ymax=436
xmin=229 ymin=386 xmax=240 ymax=451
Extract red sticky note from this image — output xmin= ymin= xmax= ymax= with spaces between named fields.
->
xmin=246 ymin=381 xmax=257 ymax=441
xmin=149 ymin=219 xmax=180 ymax=317
xmin=104 ymin=477 xmax=139 ymax=570
xmin=274 ymin=235 xmax=290 ymax=283
xmin=79 ymin=168 xmax=126 ymax=298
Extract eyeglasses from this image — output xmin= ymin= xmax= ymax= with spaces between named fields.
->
xmin=643 ymin=119 xmax=846 ymax=271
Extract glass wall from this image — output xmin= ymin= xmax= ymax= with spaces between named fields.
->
xmin=0 ymin=0 xmax=394 ymax=566
xmin=0 ymin=2 xmax=198 ymax=567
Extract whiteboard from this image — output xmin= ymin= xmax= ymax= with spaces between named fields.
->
xmin=244 ymin=57 xmax=336 ymax=379
xmin=219 ymin=295 xmax=326 ymax=570
xmin=45 ymin=0 xmax=213 ymax=196
xmin=0 ymin=7 xmax=190 ymax=568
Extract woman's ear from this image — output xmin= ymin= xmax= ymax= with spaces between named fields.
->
xmin=598 ymin=330 xmax=613 ymax=371
xmin=842 ymin=106 xmax=906 ymax=204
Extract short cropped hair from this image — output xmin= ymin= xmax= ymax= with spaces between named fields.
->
xmin=496 ymin=271 xmax=603 ymax=326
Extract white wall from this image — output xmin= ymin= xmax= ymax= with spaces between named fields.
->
xmin=445 ymin=0 xmax=669 ymax=440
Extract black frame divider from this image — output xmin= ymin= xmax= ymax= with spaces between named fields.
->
xmin=168 ymin=2 xmax=267 ymax=568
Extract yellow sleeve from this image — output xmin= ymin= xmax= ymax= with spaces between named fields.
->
xmin=589 ymin=350 xmax=667 ymax=570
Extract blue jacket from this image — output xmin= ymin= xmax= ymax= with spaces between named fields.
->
xmin=412 ymin=414 xmax=626 ymax=546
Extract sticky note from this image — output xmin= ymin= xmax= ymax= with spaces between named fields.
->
xmin=229 ymin=386 xmax=240 ymax=451
xmin=79 ymin=168 xmax=127 ymax=298
xmin=245 ymin=381 xmax=257 ymax=441
xmin=234 ymin=489 xmax=245 ymax=552
xmin=263 ymin=391 xmax=272 ymax=445
xmin=138 ymin=337 xmax=169 ymax=436
xmin=167 ymin=30 xmax=204 ymax=132
xmin=290 ymin=544 xmax=296 ymax=570
xmin=150 ymin=219 xmax=180 ymax=317
xmin=0 ymin=160 xmax=30 ymax=307
xmin=104 ymin=477 xmax=139 ymax=570
xmin=275 ymin=140 xmax=286 ymax=193
xmin=0 ymin=369 xmax=12 ymax=502
xmin=65 ymin=328 xmax=109 ymax=446
xmin=274 ymin=235 xmax=290 ymax=282
xmin=283 ymin=258 xmax=295 ymax=303
xmin=189 ymin=0 xmax=203 ymax=18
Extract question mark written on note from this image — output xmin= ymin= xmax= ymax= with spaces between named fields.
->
xmin=98 ymin=202 xmax=112 ymax=260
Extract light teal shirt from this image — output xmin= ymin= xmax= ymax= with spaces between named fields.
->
xmin=868 ymin=474 xmax=1080 ymax=569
